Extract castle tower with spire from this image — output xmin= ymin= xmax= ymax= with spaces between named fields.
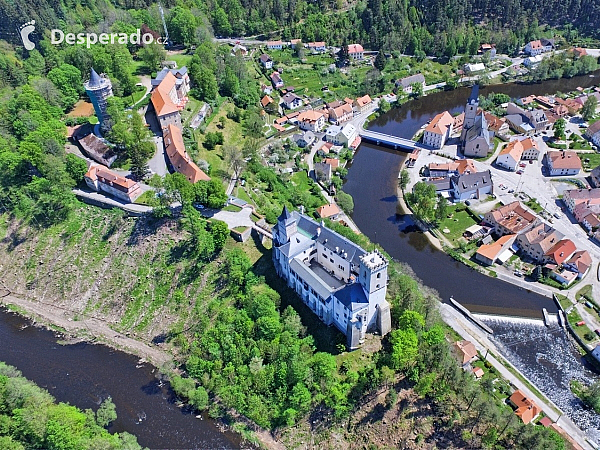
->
xmin=84 ymin=68 xmax=113 ymax=135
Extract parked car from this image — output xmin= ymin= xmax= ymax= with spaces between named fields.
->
xmin=529 ymin=160 xmax=534 ymax=164
xmin=553 ymin=212 xmax=562 ymax=219
xmin=595 ymin=329 xmax=600 ymax=337
xmin=465 ymin=200 xmax=471 ymax=206
xmin=514 ymin=270 xmax=522 ymax=277
xmin=508 ymin=189 xmax=514 ymax=193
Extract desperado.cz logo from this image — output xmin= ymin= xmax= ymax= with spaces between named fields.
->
xmin=51 ymin=29 xmax=166 ymax=49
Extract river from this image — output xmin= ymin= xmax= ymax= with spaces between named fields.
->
xmin=344 ymin=71 xmax=600 ymax=318
xmin=0 ymin=307 xmax=240 ymax=449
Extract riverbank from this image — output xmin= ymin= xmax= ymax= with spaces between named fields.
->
xmin=0 ymin=290 xmax=172 ymax=368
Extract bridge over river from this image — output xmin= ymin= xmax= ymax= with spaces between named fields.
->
xmin=359 ymin=129 xmax=419 ymax=150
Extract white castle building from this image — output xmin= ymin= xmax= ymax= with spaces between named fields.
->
xmin=272 ymin=207 xmax=391 ymax=349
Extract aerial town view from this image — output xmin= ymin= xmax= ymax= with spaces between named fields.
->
xmin=2 ymin=0 xmax=600 ymax=449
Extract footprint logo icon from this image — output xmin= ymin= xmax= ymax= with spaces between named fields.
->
xmin=19 ymin=21 xmax=36 ymax=51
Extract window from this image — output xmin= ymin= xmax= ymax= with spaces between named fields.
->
xmin=376 ymin=284 xmax=380 ymax=288
xmin=377 ymin=273 xmax=381 ymax=279
xmin=330 ymin=258 xmax=334 ymax=263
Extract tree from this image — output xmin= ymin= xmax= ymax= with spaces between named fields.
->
xmin=222 ymin=144 xmax=245 ymax=178
xmin=337 ymin=39 xmax=349 ymax=67
xmin=47 ymin=64 xmax=83 ymax=110
xmin=399 ymin=169 xmax=410 ymax=191
xmin=410 ymin=82 xmax=423 ymax=98
xmin=336 ymin=191 xmax=354 ymax=215
xmin=243 ymin=112 xmax=264 ymax=138
xmin=209 ymin=220 xmax=229 ymax=251
xmin=408 ymin=181 xmax=437 ymax=222
xmin=374 ymin=51 xmax=386 ymax=71
xmin=96 ymin=397 xmax=117 ymax=427
xmin=553 ymin=118 xmax=566 ymax=140
xmin=138 ymin=43 xmax=167 ymax=73
xmin=582 ymin=95 xmax=598 ymax=121
xmin=435 ymin=196 xmax=448 ymax=222
xmin=167 ymin=7 xmax=197 ymax=45
xmin=64 ymin=154 xmax=88 ymax=184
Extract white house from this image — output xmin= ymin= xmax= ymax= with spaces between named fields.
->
xmin=395 ymin=73 xmax=425 ymax=94
xmin=524 ymin=38 xmax=554 ymax=56
xmin=524 ymin=55 xmax=543 ymax=67
xmin=423 ymin=111 xmax=453 ymax=149
xmin=266 ymin=40 xmax=283 ymax=50
xmin=546 ymin=151 xmax=582 ymax=176
xmin=297 ymin=110 xmax=325 ymax=132
xmin=496 ymin=138 xmax=539 ymax=171
xmin=272 ymin=207 xmax=392 ymax=349
xmin=270 ymin=71 xmax=284 ymax=89
xmin=85 ymin=165 xmax=142 ymax=203
xmin=586 ymin=122 xmax=600 ymax=148
xmin=464 ymin=63 xmax=485 ymax=74
xmin=451 ymin=170 xmax=493 ymax=201
xmin=325 ymin=123 xmax=357 ymax=146
xmin=259 ymin=54 xmax=273 ymax=69
xmin=282 ymin=92 xmax=303 ymax=110
xmin=348 ymin=44 xmax=364 ymax=60
xmin=307 ymin=42 xmax=326 ymax=53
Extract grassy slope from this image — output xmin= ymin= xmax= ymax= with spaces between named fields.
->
xmin=0 ymin=205 xmax=264 ymax=347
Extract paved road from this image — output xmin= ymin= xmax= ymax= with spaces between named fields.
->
xmin=148 ymin=135 xmax=168 ymax=177
xmin=440 ymin=303 xmax=594 ymax=450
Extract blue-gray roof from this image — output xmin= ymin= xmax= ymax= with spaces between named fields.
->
xmin=89 ymin=68 xmax=101 ymax=87
xmin=334 ymin=283 xmax=369 ymax=312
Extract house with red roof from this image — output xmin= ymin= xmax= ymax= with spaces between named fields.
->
xmin=348 ymin=44 xmax=364 ymax=60
xmin=509 ymin=390 xmax=542 ymax=424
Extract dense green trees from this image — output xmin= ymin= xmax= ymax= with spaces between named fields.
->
xmin=582 ymin=96 xmax=598 ymax=121
xmin=0 ymin=361 xmax=141 ymax=449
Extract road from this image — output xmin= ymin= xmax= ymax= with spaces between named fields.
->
xmin=440 ymin=303 xmax=594 ymax=450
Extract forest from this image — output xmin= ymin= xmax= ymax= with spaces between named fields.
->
xmin=0 ymin=362 xmax=142 ymax=449
xmin=1 ymin=0 xmax=600 ymax=58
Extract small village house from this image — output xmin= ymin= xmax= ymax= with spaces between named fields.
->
xmin=266 ymin=40 xmax=283 ymax=50
xmin=428 ymin=159 xmax=477 ymax=178
xmin=260 ymin=95 xmax=274 ymax=109
xmin=453 ymin=340 xmax=478 ymax=365
xmin=524 ymin=38 xmax=554 ymax=56
xmin=451 ymin=170 xmax=493 ymax=201
xmin=316 ymin=203 xmax=341 ymax=220
xmin=259 ymin=54 xmax=273 ymax=69
xmin=297 ymin=110 xmax=325 ymax=132
xmin=325 ymin=123 xmax=358 ymax=146
xmin=395 ymin=73 xmax=426 ymax=94
xmin=509 ymin=390 xmax=542 ymax=424
xmin=496 ymin=138 xmax=539 ymax=171
xmin=475 ymin=234 xmax=516 ymax=266
xmin=328 ymin=102 xmax=353 ymax=125
xmin=545 ymin=151 xmax=582 ymax=176
xmin=516 ymin=223 xmax=563 ymax=263
xmin=483 ymin=201 xmax=538 ymax=237
xmin=307 ymin=42 xmax=326 ymax=53
xmin=585 ymin=122 xmax=600 ymax=148
xmin=479 ymin=43 xmax=496 ymax=57
xmin=353 ymin=95 xmax=373 ymax=114
xmin=270 ymin=71 xmax=284 ymax=89
xmin=348 ymin=44 xmax=364 ymax=60
xmin=84 ymin=165 xmax=142 ymax=203
xmin=291 ymin=131 xmax=316 ymax=148
xmin=282 ymin=92 xmax=303 ymax=110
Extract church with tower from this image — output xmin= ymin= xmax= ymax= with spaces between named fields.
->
xmin=461 ymin=84 xmax=494 ymax=158
xmin=272 ymin=206 xmax=391 ymax=349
